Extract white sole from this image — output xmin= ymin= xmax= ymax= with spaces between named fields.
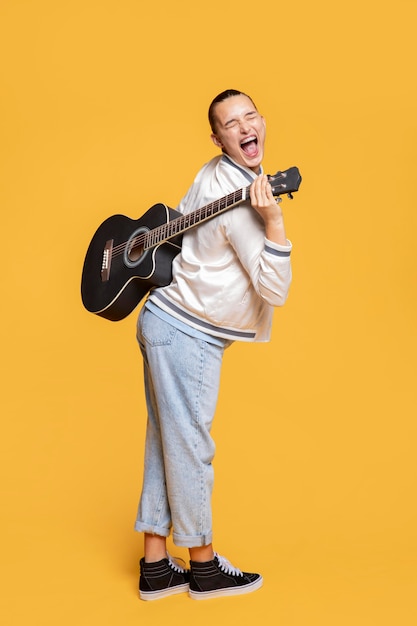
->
xmin=140 ymin=583 xmax=190 ymax=601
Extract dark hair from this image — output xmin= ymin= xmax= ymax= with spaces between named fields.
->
xmin=208 ymin=89 xmax=257 ymax=133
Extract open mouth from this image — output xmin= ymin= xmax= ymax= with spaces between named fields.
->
xmin=240 ymin=135 xmax=258 ymax=157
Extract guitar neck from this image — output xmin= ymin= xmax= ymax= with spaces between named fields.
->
xmin=144 ymin=185 xmax=250 ymax=249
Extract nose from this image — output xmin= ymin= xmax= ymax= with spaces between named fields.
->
xmin=239 ymin=119 xmax=251 ymax=133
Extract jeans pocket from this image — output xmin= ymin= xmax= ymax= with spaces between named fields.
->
xmin=140 ymin=308 xmax=177 ymax=347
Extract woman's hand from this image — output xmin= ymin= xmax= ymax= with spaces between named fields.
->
xmin=250 ymin=175 xmax=288 ymax=245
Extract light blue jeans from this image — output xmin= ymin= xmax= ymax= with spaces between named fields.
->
xmin=134 ymin=305 xmax=232 ymax=547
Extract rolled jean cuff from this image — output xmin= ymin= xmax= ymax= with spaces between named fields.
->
xmin=134 ymin=521 xmax=171 ymax=538
xmin=172 ymin=530 xmax=213 ymax=548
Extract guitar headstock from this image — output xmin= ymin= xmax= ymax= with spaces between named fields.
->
xmin=268 ymin=167 xmax=302 ymax=199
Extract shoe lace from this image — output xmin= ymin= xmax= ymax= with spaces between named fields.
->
xmin=167 ymin=552 xmax=189 ymax=573
xmin=215 ymin=552 xmax=243 ymax=577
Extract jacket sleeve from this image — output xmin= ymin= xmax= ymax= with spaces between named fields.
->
xmin=223 ymin=203 xmax=292 ymax=307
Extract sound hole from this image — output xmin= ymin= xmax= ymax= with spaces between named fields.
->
xmin=123 ymin=227 xmax=149 ymax=268
xmin=128 ymin=240 xmax=144 ymax=262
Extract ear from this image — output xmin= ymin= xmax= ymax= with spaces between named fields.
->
xmin=211 ymin=133 xmax=223 ymax=149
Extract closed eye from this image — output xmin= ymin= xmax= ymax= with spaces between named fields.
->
xmin=224 ymin=110 xmax=259 ymax=130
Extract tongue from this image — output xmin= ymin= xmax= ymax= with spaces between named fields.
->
xmin=242 ymin=140 xmax=258 ymax=157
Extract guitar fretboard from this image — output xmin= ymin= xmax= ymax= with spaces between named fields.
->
xmin=144 ymin=185 xmax=249 ymax=249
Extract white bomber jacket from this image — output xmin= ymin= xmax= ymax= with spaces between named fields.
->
xmin=148 ymin=154 xmax=292 ymax=342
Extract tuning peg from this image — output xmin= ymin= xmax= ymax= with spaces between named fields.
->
xmin=287 ymin=193 xmax=294 ymax=199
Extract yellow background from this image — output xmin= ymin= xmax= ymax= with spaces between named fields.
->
xmin=1 ymin=0 xmax=416 ymax=624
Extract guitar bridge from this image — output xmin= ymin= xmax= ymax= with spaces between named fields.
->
xmin=101 ymin=239 xmax=113 ymax=282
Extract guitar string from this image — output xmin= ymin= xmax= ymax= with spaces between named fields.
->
xmin=107 ymin=186 xmax=250 ymax=260
xmin=105 ymin=175 xmax=286 ymax=261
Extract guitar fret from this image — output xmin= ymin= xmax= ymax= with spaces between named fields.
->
xmin=146 ymin=186 xmax=248 ymax=248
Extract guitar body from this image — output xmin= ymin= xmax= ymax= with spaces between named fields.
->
xmin=81 ymin=203 xmax=183 ymax=321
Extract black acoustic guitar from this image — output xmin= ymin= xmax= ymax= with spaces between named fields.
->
xmin=81 ymin=166 xmax=301 ymax=321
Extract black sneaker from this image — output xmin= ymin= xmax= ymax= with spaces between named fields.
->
xmin=189 ymin=552 xmax=263 ymax=599
xmin=139 ymin=553 xmax=190 ymax=601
